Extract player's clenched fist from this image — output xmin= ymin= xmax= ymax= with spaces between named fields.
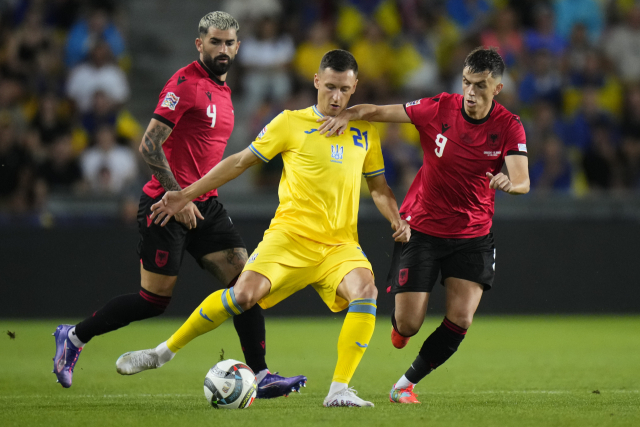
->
xmin=486 ymin=172 xmax=513 ymax=193
xmin=150 ymin=190 xmax=192 ymax=226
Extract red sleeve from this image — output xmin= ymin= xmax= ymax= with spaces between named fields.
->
xmin=503 ymin=114 xmax=527 ymax=158
xmin=403 ymin=93 xmax=444 ymax=129
xmin=152 ymin=75 xmax=196 ymax=129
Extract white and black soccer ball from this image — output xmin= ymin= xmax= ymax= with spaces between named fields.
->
xmin=203 ymin=359 xmax=257 ymax=409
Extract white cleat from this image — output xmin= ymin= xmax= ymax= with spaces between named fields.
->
xmin=116 ymin=349 xmax=161 ymax=375
xmin=323 ymin=387 xmax=374 ymax=407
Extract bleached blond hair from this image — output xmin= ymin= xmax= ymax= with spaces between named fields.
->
xmin=198 ymin=11 xmax=239 ymax=36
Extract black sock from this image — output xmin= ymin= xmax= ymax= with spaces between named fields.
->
xmin=226 ymin=274 xmax=268 ymax=373
xmin=404 ymin=317 xmax=467 ymax=384
xmin=74 ymin=288 xmax=170 ymax=344
xmin=233 ymin=304 xmax=267 ymax=373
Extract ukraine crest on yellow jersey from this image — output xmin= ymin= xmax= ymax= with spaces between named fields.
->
xmin=249 ymin=105 xmax=385 ymax=245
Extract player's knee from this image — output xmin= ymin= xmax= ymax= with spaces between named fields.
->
xmin=232 ymin=274 xmax=270 ymax=312
xmin=351 ymin=280 xmax=377 ymax=300
xmin=395 ymin=316 xmax=422 ymax=337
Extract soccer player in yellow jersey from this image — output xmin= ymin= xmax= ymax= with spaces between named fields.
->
xmin=115 ymin=50 xmax=410 ymax=407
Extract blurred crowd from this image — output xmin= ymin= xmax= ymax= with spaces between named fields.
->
xmin=2 ymin=0 xmax=640 ymax=223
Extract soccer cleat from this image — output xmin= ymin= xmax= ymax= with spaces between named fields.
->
xmin=389 ymin=383 xmax=420 ymax=404
xmin=116 ymin=349 xmax=161 ymax=375
xmin=52 ymin=324 xmax=83 ymax=388
xmin=391 ymin=327 xmax=410 ymax=349
xmin=257 ymin=372 xmax=308 ymax=399
xmin=323 ymin=387 xmax=374 ymax=407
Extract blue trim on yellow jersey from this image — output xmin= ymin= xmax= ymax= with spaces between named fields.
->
xmin=249 ymin=143 xmax=270 ymax=163
xmin=312 ymin=105 xmax=324 ymax=118
xmin=363 ymin=168 xmax=385 ymax=177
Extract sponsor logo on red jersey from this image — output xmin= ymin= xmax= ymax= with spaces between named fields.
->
xmin=161 ymin=92 xmax=180 ymax=110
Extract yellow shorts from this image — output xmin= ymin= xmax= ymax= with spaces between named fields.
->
xmin=242 ymin=229 xmax=372 ymax=312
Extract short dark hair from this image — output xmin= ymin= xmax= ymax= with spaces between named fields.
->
xmin=319 ymin=49 xmax=358 ymax=76
xmin=463 ymin=47 xmax=505 ymax=78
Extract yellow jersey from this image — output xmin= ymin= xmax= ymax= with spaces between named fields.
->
xmin=249 ymin=105 xmax=385 ymax=245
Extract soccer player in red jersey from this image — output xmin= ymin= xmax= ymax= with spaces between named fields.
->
xmin=318 ymin=47 xmax=530 ymax=403
xmin=51 ymin=11 xmax=305 ymax=396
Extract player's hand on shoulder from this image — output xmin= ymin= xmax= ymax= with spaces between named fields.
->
xmin=174 ymin=201 xmax=204 ymax=230
xmin=317 ymin=110 xmax=351 ymax=137
xmin=150 ymin=191 xmax=193 ymax=227
xmin=486 ymin=172 xmax=513 ymax=194
xmin=392 ymin=219 xmax=411 ymax=243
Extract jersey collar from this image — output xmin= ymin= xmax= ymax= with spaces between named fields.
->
xmin=312 ymin=105 xmax=324 ymax=118
xmin=196 ymin=59 xmax=225 ymax=86
xmin=461 ymin=100 xmax=495 ymax=125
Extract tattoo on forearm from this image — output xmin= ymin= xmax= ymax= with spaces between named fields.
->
xmin=140 ymin=125 xmax=181 ymax=191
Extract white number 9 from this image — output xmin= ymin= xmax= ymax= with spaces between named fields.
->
xmin=435 ymin=134 xmax=447 ymax=157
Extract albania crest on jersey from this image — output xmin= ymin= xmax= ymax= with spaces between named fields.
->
xmin=486 ymin=132 xmax=500 ymax=148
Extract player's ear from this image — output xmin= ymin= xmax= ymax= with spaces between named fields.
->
xmin=313 ymin=73 xmax=320 ymax=89
xmin=493 ymin=82 xmax=504 ymax=96
xmin=235 ymin=40 xmax=241 ymax=54
xmin=195 ymin=37 xmax=203 ymax=53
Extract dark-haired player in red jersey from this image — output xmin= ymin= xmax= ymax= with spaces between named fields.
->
xmin=51 ymin=11 xmax=306 ymax=397
xmin=318 ymin=47 xmax=529 ymax=404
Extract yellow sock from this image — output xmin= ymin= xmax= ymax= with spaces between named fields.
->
xmin=332 ymin=298 xmax=376 ymax=384
xmin=166 ymin=288 xmax=244 ymax=353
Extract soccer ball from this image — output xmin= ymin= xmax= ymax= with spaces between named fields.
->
xmin=203 ymin=359 xmax=257 ymax=409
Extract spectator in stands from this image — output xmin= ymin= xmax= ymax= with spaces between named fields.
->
xmin=620 ymin=135 xmax=640 ymax=189
xmin=238 ymin=17 xmax=294 ymax=114
xmin=350 ymin=21 xmax=394 ymax=100
xmin=524 ymin=101 xmax=566 ymax=161
xmin=293 ymin=21 xmax=339 ymax=84
xmin=518 ymin=49 xmax=563 ymax=108
xmin=554 ymin=0 xmax=603 ymax=44
xmin=563 ymin=50 xmax=623 ymax=119
xmin=621 ymin=85 xmax=640 ymax=137
xmin=64 ymin=5 xmax=125 ymax=67
xmin=380 ymin=123 xmax=422 ymax=192
xmin=80 ymin=125 xmax=136 ymax=194
xmin=565 ymin=88 xmax=617 ymax=152
xmin=36 ymin=132 xmax=84 ymax=195
xmin=604 ymin=6 xmax=640 ymax=84
xmin=582 ymin=125 xmax=623 ymax=190
xmin=445 ymin=0 xmax=492 ymax=36
xmin=529 ymin=134 xmax=573 ymax=192
xmin=66 ymin=41 xmax=129 ymax=114
xmin=480 ymin=7 xmax=523 ymax=69
xmin=524 ymin=5 xmax=565 ymax=56
xmin=0 ymin=120 xmax=34 ymax=211
xmin=5 ymin=6 xmax=53 ymax=80
xmin=562 ymin=23 xmax=591 ymax=78
xmin=31 ymin=92 xmax=70 ymax=146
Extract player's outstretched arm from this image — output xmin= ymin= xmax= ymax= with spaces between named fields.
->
xmin=151 ymin=147 xmax=262 ymax=226
xmin=366 ymin=174 xmax=411 ymax=242
xmin=486 ymin=155 xmax=530 ymax=195
xmin=318 ymin=104 xmax=411 ymax=137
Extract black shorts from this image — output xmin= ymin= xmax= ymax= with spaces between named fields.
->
xmin=387 ymin=230 xmax=496 ymax=294
xmin=137 ymin=193 xmax=246 ymax=276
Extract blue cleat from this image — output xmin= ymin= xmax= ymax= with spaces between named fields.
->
xmin=52 ymin=324 xmax=83 ymax=388
xmin=257 ymin=372 xmax=307 ymax=399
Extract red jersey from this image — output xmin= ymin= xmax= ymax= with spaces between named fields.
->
xmin=142 ymin=60 xmax=234 ymax=201
xmin=401 ymin=92 xmax=527 ymax=238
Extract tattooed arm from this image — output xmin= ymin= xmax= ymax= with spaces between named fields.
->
xmin=139 ymin=119 xmax=203 ymax=229
xmin=139 ymin=119 xmax=180 ymax=191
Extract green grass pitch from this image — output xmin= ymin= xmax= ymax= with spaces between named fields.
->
xmin=1 ymin=316 xmax=639 ymax=427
